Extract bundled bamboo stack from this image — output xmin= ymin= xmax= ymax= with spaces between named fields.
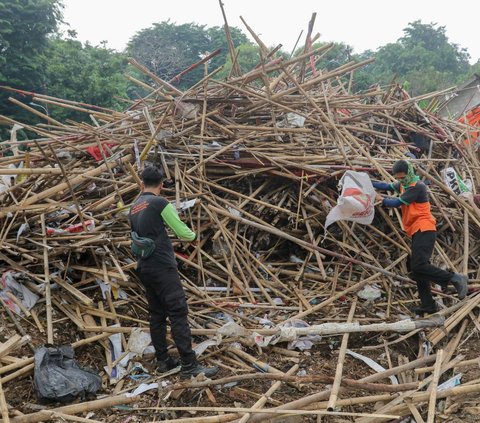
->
xmin=1 ymin=12 xmax=480 ymax=423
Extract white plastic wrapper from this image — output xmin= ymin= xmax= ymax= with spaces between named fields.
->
xmin=357 ymin=284 xmax=382 ymax=300
xmin=283 ymin=113 xmax=306 ymax=128
xmin=325 ymin=171 xmax=376 ymax=231
xmin=346 ymin=349 xmax=398 ymax=385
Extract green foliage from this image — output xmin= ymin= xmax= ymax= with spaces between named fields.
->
xmin=44 ymin=37 xmax=129 ymax=121
xmin=354 ymin=21 xmax=471 ymax=94
xmin=218 ymin=43 xmax=261 ymax=79
xmin=302 ymin=42 xmax=354 ymax=71
xmin=127 ymin=21 xmax=251 ymax=89
xmin=0 ymin=0 xmax=62 ymax=87
xmin=467 ymin=60 xmax=480 ymax=78
xmin=0 ymin=0 xmax=63 ymax=139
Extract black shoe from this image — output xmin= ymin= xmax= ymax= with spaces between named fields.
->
xmin=411 ymin=304 xmax=438 ymax=316
xmin=156 ymin=356 xmax=180 ymax=373
xmin=180 ymin=361 xmax=219 ymax=379
xmin=450 ymin=273 xmax=468 ymax=299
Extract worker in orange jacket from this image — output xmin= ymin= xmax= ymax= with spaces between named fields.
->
xmin=373 ymin=160 xmax=468 ymax=315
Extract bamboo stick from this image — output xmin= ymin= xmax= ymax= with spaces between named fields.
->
xmin=327 ymin=300 xmax=356 ymax=410
xmin=427 ymin=349 xmax=444 ymax=423
xmin=0 ymin=377 xmax=10 ymax=423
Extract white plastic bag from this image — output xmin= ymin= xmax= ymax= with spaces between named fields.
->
xmin=325 ymin=171 xmax=376 ymax=230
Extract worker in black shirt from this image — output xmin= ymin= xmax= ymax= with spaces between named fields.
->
xmin=130 ymin=166 xmax=218 ymax=378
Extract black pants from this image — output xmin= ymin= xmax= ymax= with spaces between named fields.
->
xmin=137 ymin=267 xmax=196 ymax=364
xmin=409 ymin=231 xmax=453 ymax=308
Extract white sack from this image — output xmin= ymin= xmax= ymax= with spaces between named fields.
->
xmin=325 ymin=171 xmax=376 ymax=230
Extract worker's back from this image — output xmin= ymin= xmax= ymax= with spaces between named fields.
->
xmin=129 ymin=192 xmax=177 ymax=271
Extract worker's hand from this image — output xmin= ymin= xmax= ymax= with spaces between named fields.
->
xmin=375 ymin=193 xmax=383 ymax=203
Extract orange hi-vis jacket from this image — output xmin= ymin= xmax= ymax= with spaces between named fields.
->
xmin=398 ymin=181 xmax=436 ymax=237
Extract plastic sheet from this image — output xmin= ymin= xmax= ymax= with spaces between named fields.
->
xmin=34 ymin=345 xmax=102 ymax=403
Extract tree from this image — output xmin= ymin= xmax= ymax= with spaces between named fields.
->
xmin=0 ymin=0 xmax=63 ymax=139
xmin=467 ymin=60 xmax=480 ymax=78
xmin=127 ymin=21 xmax=250 ymax=89
xmin=44 ymin=36 xmax=129 ymax=121
xmin=0 ymin=0 xmax=62 ymax=88
xmin=357 ymin=21 xmax=471 ymax=95
xmin=217 ymin=43 xmax=261 ymax=79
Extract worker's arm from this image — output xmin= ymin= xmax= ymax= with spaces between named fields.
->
xmin=161 ymin=203 xmax=196 ymax=241
xmin=372 ymin=181 xmax=397 ymax=191
xmin=381 ymin=183 xmax=423 ymax=208
xmin=375 ymin=181 xmax=403 ymax=207
xmin=382 ymin=197 xmax=403 ymax=208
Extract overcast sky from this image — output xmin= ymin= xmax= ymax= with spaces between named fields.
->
xmin=61 ymin=0 xmax=480 ymax=63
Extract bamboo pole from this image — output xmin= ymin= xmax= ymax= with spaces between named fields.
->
xmin=327 ymin=300 xmax=356 ymax=410
xmin=5 ymin=395 xmax=137 ymax=423
xmin=40 ymin=214 xmax=53 ymax=344
xmin=0 ymin=377 xmax=9 ymax=423
xmin=237 ymin=364 xmax=299 ymax=423
xmin=427 ymin=349 xmax=444 ymax=423
xmin=142 ymin=406 xmax=401 ymax=420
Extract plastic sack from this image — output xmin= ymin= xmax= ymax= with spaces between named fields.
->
xmin=34 ymin=345 xmax=102 ymax=403
xmin=325 ymin=171 xmax=376 ymax=230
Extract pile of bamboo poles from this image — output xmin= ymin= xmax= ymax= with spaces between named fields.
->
xmin=1 ymin=11 xmax=480 ymax=423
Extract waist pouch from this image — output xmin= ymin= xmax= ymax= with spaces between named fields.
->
xmin=131 ymin=231 xmax=156 ymax=259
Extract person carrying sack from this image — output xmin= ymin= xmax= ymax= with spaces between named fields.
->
xmin=373 ymin=160 xmax=468 ymax=315
xmin=129 ymin=165 xmax=218 ymax=378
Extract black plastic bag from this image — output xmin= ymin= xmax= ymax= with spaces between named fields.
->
xmin=34 ymin=345 xmax=102 ymax=403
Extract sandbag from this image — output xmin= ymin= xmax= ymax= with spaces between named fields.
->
xmin=34 ymin=345 xmax=102 ymax=403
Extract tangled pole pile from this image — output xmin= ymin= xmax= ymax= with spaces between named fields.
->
xmin=1 ymin=15 xmax=480 ymax=423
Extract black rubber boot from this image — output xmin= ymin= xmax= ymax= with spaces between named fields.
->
xmin=180 ymin=361 xmax=219 ymax=379
xmin=450 ymin=273 xmax=468 ymax=299
xmin=156 ymin=356 xmax=180 ymax=373
xmin=411 ymin=303 xmax=438 ymax=316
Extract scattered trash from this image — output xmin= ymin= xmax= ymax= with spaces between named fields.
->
xmin=0 ymin=271 xmax=39 ymax=315
xmin=127 ymin=328 xmax=152 ymax=356
xmin=47 ymin=220 xmax=95 ymax=236
xmin=126 ymin=382 xmax=168 ymax=397
xmin=357 ymin=284 xmax=382 ymax=300
xmin=194 ymin=339 xmax=218 ymax=357
xmin=438 ymin=373 xmax=462 ymax=391
xmin=277 ymin=113 xmax=306 ymax=128
xmin=172 ymin=199 xmax=197 ymax=212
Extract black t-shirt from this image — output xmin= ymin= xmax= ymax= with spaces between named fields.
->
xmin=129 ymin=192 xmax=177 ymax=271
xmin=392 ymin=181 xmax=429 ymax=205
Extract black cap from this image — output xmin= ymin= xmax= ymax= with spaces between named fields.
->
xmin=392 ymin=160 xmax=408 ymax=175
